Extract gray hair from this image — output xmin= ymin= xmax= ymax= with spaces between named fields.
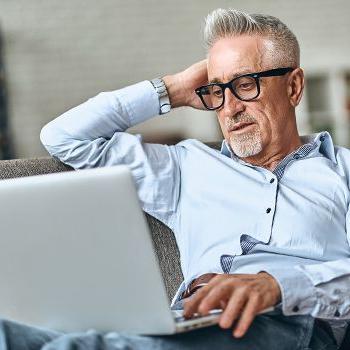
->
xmin=204 ymin=8 xmax=300 ymax=67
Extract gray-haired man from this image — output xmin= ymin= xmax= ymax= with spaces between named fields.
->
xmin=2 ymin=8 xmax=348 ymax=350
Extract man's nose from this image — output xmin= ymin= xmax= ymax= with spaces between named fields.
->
xmin=222 ymin=88 xmax=245 ymax=116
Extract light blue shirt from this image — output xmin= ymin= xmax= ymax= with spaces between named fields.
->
xmin=40 ymin=81 xmax=350 ymax=340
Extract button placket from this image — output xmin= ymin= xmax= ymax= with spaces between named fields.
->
xmin=259 ymin=176 xmax=278 ymax=243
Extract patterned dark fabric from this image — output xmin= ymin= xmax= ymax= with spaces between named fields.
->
xmin=273 ymin=142 xmax=317 ymax=180
xmin=340 ymin=326 xmax=350 ymax=350
xmin=221 ymin=234 xmax=261 ymax=273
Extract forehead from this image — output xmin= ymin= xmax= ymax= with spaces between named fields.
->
xmin=207 ymin=35 xmax=269 ymax=83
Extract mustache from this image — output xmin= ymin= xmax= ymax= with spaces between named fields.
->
xmin=225 ymin=113 xmax=257 ymax=129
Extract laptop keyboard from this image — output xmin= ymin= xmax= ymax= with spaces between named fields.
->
xmin=172 ymin=309 xmax=222 ymax=323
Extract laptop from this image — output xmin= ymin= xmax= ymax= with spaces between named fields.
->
xmin=0 ymin=166 xmax=272 ymax=334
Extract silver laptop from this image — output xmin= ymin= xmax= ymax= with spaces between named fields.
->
xmin=0 ymin=165 xmax=226 ymax=334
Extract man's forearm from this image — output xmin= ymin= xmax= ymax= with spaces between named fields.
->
xmin=40 ymin=81 xmax=159 ymax=149
xmin=40 ymin=79 xmax=181 ymax=227
xmin=40 ymin=59 xmax=208 ymax=155
xmin=40 ymin=80 xmax=161 ymax=168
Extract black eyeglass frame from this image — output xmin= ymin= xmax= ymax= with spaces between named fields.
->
xmin=195 ymin=67 xmax=294 ymax=110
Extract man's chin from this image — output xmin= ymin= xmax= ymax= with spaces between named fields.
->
xmin=229 ymin=138 xmax=263 ymax=158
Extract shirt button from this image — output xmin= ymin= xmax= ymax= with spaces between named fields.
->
xmin=266 ymin=208 xmax=271 ymax=214
xmin=320 ymin=135 xmax=325 ymax=142
xmin=270 ymin=178 xmax=275 ymax=184
xmin=293 ymin=154 xmax=301 ymax=160
xmin=334 ymin=310 xmax=340 ymax=317
xmin=292 ymin=305 xmax=299 ymax=312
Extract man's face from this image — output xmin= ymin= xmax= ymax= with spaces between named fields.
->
xmin=207 ymin=35 xmax=294 ymax=158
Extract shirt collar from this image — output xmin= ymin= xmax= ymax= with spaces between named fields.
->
xmin=301 ymin=131 xmax=337 ymax=164
xmin=220 ymin=139 xmax=233 ymax=158
xmin=220 ymin=131 xmax=337 ymax=164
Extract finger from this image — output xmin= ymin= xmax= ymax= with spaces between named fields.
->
xmin=197 ymin=281 xmax=233 ymax=315
xmin=218 ymin=288 xmax=247 ymax=329
xmin=183 ymin=275 xmax=230 ymax=317
xmin=233 ymin=294 xmax=260 ymax=338
xmin=183 ymin=284 xmax=213 ymax=318
xmin=220 ymin=299 xmax=228 ymax=309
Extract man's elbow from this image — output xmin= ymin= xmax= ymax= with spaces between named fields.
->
xmin=40 ymin=122 xmax=55 ymax=151
xmin=40 ymin=120 xmax=67 ymax=156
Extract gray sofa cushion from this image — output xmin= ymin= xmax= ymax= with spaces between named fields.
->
xmin=145 ymin=214 xmax=183 ymax=300
xmin=0 ymin=157 xmax=73 ymax=178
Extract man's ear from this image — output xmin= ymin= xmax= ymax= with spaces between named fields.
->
xmin=287 ymin=68 xmax=304 ymax=107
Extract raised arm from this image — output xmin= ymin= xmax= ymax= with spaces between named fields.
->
xmin=40 ymin=61 xmax=208 ymax=228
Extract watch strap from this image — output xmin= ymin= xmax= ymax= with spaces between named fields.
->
xmin=150 ymin=78 xmax=171 ymax=115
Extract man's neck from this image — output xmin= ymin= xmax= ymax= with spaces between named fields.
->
xmin=241 ymin=134 xmax=303 ymax=172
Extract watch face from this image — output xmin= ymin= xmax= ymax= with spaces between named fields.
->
xmin=160 ymin=103 xmax=171 ymax=114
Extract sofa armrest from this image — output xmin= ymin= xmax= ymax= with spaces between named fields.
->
xmin=0 ymin=157 xmax=73 ymax=180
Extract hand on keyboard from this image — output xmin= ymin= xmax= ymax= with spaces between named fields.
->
xmin=183 ymin=272 xmax=280 ymax=338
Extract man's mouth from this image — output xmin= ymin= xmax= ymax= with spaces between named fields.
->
xmin=229 ymin=122 xmax=255 ymax=132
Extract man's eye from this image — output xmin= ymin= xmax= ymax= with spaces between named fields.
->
xmin=238 ymin=83 xmax=254 ymax=90
xmin=212 ymin=89 xmax=223 ymax=97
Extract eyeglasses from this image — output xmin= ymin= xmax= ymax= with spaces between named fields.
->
xmin=195 ymin=67 xmax=294 ymax=110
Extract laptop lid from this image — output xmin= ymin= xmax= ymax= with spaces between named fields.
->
xmin=0 ymin=166 xmax=176 ymax=334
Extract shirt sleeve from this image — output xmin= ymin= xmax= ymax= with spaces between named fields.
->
xmin=40 ymin=80 xmax=180 ymax=230
xmin=263 ymin=198 xmax=350 ymax=320
xmin=266 ymin=262 xmax=350 ymax=319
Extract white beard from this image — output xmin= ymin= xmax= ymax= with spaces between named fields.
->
xmin=229 ymin=125 xmax=263 ymax=158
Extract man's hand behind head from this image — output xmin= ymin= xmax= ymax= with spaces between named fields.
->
xmin=163 ymin=59 xmax=208 ymax=110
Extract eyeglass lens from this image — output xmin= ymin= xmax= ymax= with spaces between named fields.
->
xmin=199 ymin=76 xmax=258 ymax=109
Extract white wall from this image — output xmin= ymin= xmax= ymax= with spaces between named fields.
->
xmin=0 ymin=0 xmax=349 ymax=157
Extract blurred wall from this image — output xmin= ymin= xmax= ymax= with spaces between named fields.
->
xmin=0 ymin=0 xmax=349 ymax=158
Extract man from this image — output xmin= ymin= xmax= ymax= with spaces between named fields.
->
xmin=5 ymin=8 xmax=349 ymax=350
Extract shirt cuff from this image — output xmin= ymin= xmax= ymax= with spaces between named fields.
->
xmin=264 ymin=267 xmax=317 ymax=316
xmin=117 ymin=80 xmax=160 ymax=126
xmin=171 ymin=280 xmax=186 ymax=307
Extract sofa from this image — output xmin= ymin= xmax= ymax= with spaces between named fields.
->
xmin=0 ymin=155 xmax=349 ymax=349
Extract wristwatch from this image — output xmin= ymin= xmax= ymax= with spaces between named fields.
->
xmin=150 ymin=78 xmax=171 ymax=115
